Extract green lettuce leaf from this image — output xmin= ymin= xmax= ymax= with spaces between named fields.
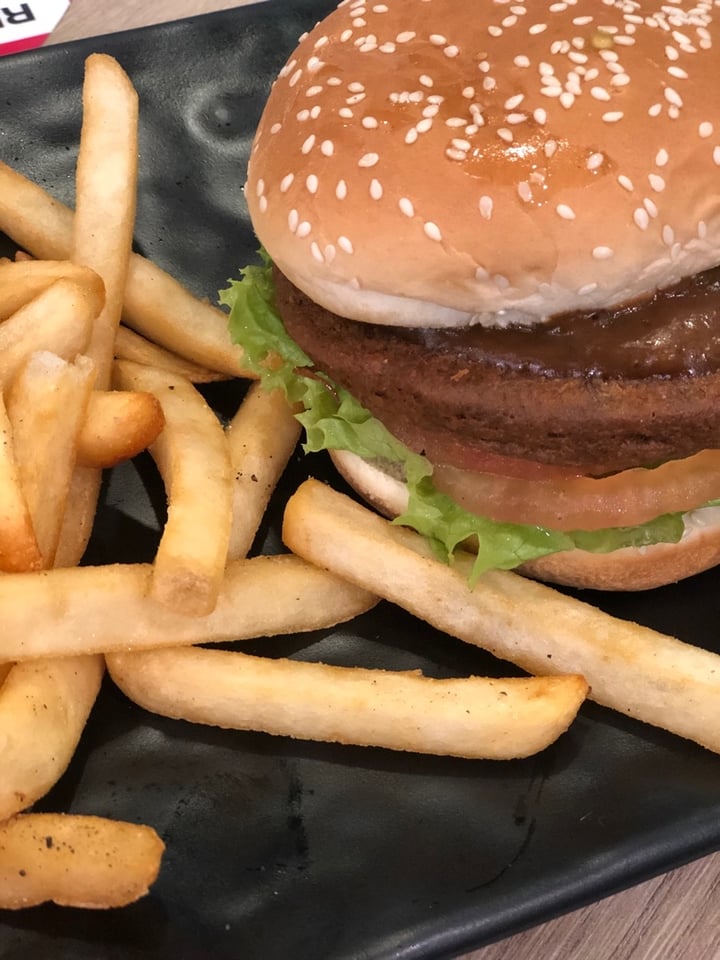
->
xmin=221 ymin=256 xmax=687 ymax=582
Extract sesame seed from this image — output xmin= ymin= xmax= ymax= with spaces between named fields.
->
xmin=297 ymin=220 xmax=312 ymax=239
xmin=497 ymin=128 xmax=514 ymax=143
xmin=396 ymin=30 xmax=416 ymax=42
xmin=339 ymin=107 xmax=354 ymax=119
xmin=592 ymin=246 xmax=614 ymax=259
xmin=399 ymin=197 xmax=415 ymax=217
xmin=419 ymin=74 xmax=434 ymax=88
xmin=578 ymin=282 xmax=598 ymax=295
xmin=348 ymin=81 xmax=365 ymax=93
xmin=655 ymin=149 xmax=669 ymax=166
xmin=713 ymin=146 xmax=720 ymax=166
xmin=518 ymin=181 xmax=532 ymax=202
xmin=362 ymin=117 xmax=379 ymax=129
xmin=648 ymin=173 xmax=665 ymax=192
xmin=529 ymin=23 xmax=548 ymax=34
xmin=405 ymin=128 xmax=419 ymax=144
xmin=560 ymin=92 xmax=575 ymax=109
xmin=444 ymin=45 xmax=459 ymax=57
xmin=340 ymin=29 xmax=353 ymax=42
xmin=446 ymin=116 xmax=466 ymax=128
xmin=429 ymin=33 xmax=446 ymax=45
xmin=633 ymin=208 xmax=650 ymax=230
xmin=270 ymin=123 xmax=282 ymax=134
xmin=301 ymin=135 xmax=316 ymax=154
xmin=514 ymin=55 xmax=530 ymax=67
xmin=346 ymin=92 xmax=367 ymax=105
xmin=648 ymin=103 xmax=663 ymax=117
xmin=505 ymin=94 xmax=525 ymax=110
xmin=280 ymin=173 xmax=294 ymax=193
xmin=297 ymin=109 xmax=310 ymax=122
xmin=662 ymin=225 xmax=675 ymax=246
xmin=479 ymin=195 xmax=494 ymax=220
xmin=644 ymin=197 xmax=658 ymax=218
xmin=336 ymin=180 xmax=348 ymax=201
xmin=556 ymin=204 xmax=576 ymax=220
xmin=379 ymin=42 xmax=396 ymax=53
xmin=664 ymin=87 xmax=683 ymax=107
xmin=289 ymin=69 xmax=303 ymax=87
xmin=288 ymin=209 xmax=299 ymax=232
xmin=544 ymin=140 xmax=558 ymax=158
xmin=258 ymin=196 xmax=268 ymax=213
xmin=256 ymin=178 xmax=265 ymax=197
xmin=310 ymin=105 xmax=321 ymax=119
xmin=422 ymin=104 xmax=440 ymax=118
xmin=533 ymin=107 xmax=547 ymax=124
xmin=462 ymin=86 xmax=475 ymax=99
xmin=483 ymin=77 xmax=497 ymax=92
xmin=699 ymin=122 xmax=714 ymax=138
xmin=306 ymin=85 xmax=323 ymax=97
xmin=310 ymin=242 xmax=324 ymax=263
xmin=358 ymin=152 xmax=379 ymax=167
xmin=321 ymin=140 xmax=334 ymax=157
xmin=602 ymin=111 xmax=624 ymax=123
xmin=424 ymin=222 xmax=443 ymax=242
xmin=370 ymin=178 xmax=383 ymax=200
xmin=617 ymin=174 xmax=634 ymax=191
xmin=668 ymin=65 xmax=689 ymax=80
xmin=488 ymin=25 xmax=503 ymax=38
xmin=446 ymin=148 xmax=467 ymax=161
xmin=338 ymin=236 xmax=354 ymax=254
xmin=590 ymin=86 xmax=612 ymax=101
xmin=306 ymin=174 xmax=319 ymax=194
xmin=452 ymin=138 xmax=471 ymax=151
xmin=586 ymin=152 xmax=604 ymax=171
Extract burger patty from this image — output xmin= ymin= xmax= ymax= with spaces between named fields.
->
xmin=274 ymin=267 xmax=720 ymax=473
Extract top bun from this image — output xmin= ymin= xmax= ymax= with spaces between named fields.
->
xmin=246 ymin=0 xmax=720 ymax=328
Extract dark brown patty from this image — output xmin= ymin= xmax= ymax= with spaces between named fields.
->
xmin=274 ymin=268 xmax=720 ymax=472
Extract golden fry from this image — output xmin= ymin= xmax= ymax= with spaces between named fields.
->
xmin=283 ymin=479 xmax=720 ymax=754
xmin=0 ymin=656 xmax=104 ymax=820
xmin=0 ymin=277 xmax=102 ymax=390
xmin=114 ymin=360 xmax=232 ymax=616
xmin=73 ymin=53 xmax=138 ymax=389
xmin=0 ymin=161 xmax=251 ymax=378
xmin=0 ymin=259 xmax=102 ymax=322
xmin=0 ymin=554 xmax=376 ymax=661
xmin=107 ymin=645 xmax=586 ymax=760
xmin=114 ymin=325 xmax=231 ymax=384
xmin=7 ymin=352 xmax=96 ymax=567
xmin=226 ymin=383 xmax=301 ymax=560
xmin=0 ymin=396 xmax=42 ymax=573
xmin=77 ymin=389 xmax=165 ymax=469
xmin=0 ymin=813 xmax=164 ymax=909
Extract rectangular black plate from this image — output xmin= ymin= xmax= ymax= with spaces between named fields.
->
xmin=2 ymin=3 xmax=720 ymax=958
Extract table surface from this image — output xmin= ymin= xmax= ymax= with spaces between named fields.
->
xmin=47 ymin=3 xmax=720 ymax=959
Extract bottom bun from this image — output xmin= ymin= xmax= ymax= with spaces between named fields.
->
xmin=329 ymin=449 xmax=720 ymax=592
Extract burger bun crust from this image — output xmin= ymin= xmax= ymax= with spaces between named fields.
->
xmin=247 ymin=0 xmax=720 ymax=328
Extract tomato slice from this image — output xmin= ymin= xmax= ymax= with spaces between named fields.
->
xmin=432 ymin=449 xmax=720 ymax=531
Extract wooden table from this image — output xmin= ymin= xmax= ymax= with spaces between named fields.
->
xmin=47 ymin=3 xmax=720 ymax=959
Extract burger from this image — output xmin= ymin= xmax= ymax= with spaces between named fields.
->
xmin=222 ymin=0 xmax=720 ymax=591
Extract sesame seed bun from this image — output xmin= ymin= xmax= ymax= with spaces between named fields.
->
xmin=329 ymin=449 xmax=720 ymax=591
xmin=246 ymin=0 xmax=720 ymax=328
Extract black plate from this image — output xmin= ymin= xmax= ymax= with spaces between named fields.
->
xmin=2 ymin=3 xmax=720 ymax=958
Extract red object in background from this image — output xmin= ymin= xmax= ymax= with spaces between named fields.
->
xmin=0 ymin=1 xmax=71 ymax=57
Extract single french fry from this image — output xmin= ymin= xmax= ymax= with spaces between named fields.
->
xmin=0 ymin=161 xmax=251 ymax=378
xmin=56 ymin=55 xmax=139 ymax=568
xmin=0 ymin=554 xmax=376 ymax=662
xmin=114 ymin=326 xmax=231 ymax=384
xmin=107 ymin=646 xmax=586 ymax=760
xmin=0 ymin=396 xmax=42 ymax=573
xmin=226 ymin=383 xmax=301 ymax=561
xmin=0 ymin=656 xmax=104 ymax=820
xmin=283 ymin=479 xmax=720 ymax=754
xmin=7 ymin=352 xmax=96 ymax=567
xmin=0 ymin=813 xmax=164 ymax=909
xmin=0 ymin=277 xmax=102 ymax=389
xmin=0 ymin=259 xmax=102 ymax=322
xmin=77 ymin=389 xmax=165 ymax=469
xmin=114 ymin=360 xmax=232 ymax=616
xmin=73 ymin=54 xmax=138 ymax=390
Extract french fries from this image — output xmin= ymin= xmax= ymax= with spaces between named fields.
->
xmin=114 ymin=360 xmax=233 ymax=616
xmin=114 ymin=325 xmax=230 ymax=384
xmin=226 ymin=383 xmax=301 ymax=561
xmin=0 ymin=259 xmax=102 ymax=322
xmin=283 ymin=480 xmax=720 ymax=754
xmin=0 ymin=555 xmax=377 ymax=661
xmin=0 ymin=395 xmax=42 ymax=573
xmin=7 ymin=352 xmax=96 ymax=567
xmin=77 ymin=388 xmax=165 ymax=469
xmin=0 ymin=656 xmax=104 ymax=820
xmin=0 ymin=160 xmax=252 ymax=378
xmin=107 ymin=646 xmax=586 ymax=760
xmin=0 ymin=814 xmax=164 ymax=910
xmin=0 ymin=277 xmax=102 ymax=389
